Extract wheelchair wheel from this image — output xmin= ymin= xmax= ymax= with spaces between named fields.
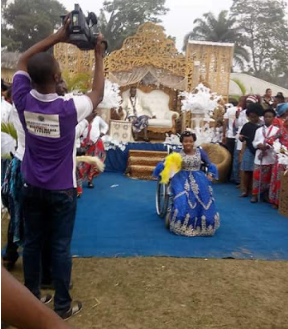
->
xmin=156 ymin=181 xmax=169 ymax=218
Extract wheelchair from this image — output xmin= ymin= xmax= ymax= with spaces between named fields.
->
xmin=155 ymin=147 xmax=209 ymax=229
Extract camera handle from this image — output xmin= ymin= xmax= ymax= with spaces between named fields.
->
xmin=86 ymin=12 xmax=97 ymax=26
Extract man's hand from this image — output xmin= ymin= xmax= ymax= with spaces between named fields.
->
xmin=129 ymin=117 xmax=137 ymax=124
xmin=257 ymin=143 xmax=264 ymax=150
xmin=152 ymin=115 xmax=156 ymax=119
xmin=258 ymin=143 xmax=270 ymax=151
xmin=222 ymin=136 xmax=227 ymax=145
xmin=54 ymin=16 xmax=71 ymax=43
xmin=239 ymin=135 xmax=245 ymax=142
xmin=86 ymin=36 xmax=105 ymax=109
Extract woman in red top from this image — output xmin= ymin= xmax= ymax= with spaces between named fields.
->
xmin=267 ymin=103 xmax=288 ymax=208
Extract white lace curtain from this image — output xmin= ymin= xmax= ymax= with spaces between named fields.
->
xmin=108 ymin=66 xmax=187 ymax=90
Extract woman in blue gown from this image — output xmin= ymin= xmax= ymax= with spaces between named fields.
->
xmin=154 ymin=131 xmax=220 ymax=237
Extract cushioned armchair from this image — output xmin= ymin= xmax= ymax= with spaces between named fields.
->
xmin=120 ymin=89 xmax=179 ymax=134
xmin=201 ymin=143 xmax=232 ymax=183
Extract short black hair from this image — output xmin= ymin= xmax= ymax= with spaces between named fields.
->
xmin=27 ymin=52 xmax=58 ymax=86
xmin=130 ymin=86 xmax=136 ymax=90
xmin=6 ymin=87 xmax=12 ymax=102
xmin=246 ymin=103 xmax=264 ymax=117
xmin=1 ymin=79 xmax=8 ymax=91
xmin=275 ymin=94 xmax=285 ymax=102
xmin=264 ymin=109 xmax=276 ymax=117
xmin=180 ymin=131 xmax=197 ymax=143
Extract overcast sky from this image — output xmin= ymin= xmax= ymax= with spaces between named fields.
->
xmin=60 ymin=0 xmax=234 ymax=50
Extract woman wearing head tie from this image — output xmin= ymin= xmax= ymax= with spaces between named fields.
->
xmin=153 ymin=131 xmax=220 ymax=237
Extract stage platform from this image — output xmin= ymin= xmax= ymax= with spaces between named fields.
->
xmin=105 ymin=142 xmax=168 ymax=173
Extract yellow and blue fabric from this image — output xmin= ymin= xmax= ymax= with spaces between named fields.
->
xmin=159 ymin=152 xmax=182 ymax=184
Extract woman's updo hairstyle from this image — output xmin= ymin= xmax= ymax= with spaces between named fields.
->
xmin=180 ymin=130 xmax=197 ymax=143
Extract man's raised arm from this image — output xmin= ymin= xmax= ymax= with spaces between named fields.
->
xmin=86 ymin=35 xmax=105 ymax=110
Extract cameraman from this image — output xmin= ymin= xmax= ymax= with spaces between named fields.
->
xmin=12 ymin=17 xmax=105 ymax=319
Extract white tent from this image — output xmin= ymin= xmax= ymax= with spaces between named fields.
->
xmin=229 ymin=73 xmax=288 ymax=97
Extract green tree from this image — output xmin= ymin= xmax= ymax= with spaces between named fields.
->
xmin=183 ymin=10 xmax=250 ymax=70
xmin=62 ymin=71 xmax=92 ymax=93
xmin=2 ymin=0 xmax=66 ymax=52
xmin=98 ymin=0 xmax=169 ymax=52
xmin=1 ymin=0 xmax=8 ymax=10
xmin=230 ymin=0 xmax=288 ymax=87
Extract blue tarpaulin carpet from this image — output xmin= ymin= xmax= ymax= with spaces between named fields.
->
xmin=72 ymin=173 xmax=288 ymax=260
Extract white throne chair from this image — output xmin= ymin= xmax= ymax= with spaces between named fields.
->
xmin=120 ymin=89 xmax=179 ymax=134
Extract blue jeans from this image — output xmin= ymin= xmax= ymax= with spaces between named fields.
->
xmin=22 ymin=184 xmax=77 ymax=313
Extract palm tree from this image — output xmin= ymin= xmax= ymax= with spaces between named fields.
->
xmin=62 ymin=71 xmax=92 ymax=93
xmin=183 ymin=10 xmax=250 ymax=70
xmin=230 ymin=78 xmax=247 ymax=101
xmin=231 ymin=78 xmax=247 ymax=96
xmin=1 ymin=122 xmax=17 ymax=140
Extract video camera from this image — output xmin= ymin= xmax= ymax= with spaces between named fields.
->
xmin=61 ymin=4 xmax=107 ymax=51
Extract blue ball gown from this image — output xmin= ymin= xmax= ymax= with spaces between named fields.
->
xmin=154 ymin=148 xmax=220 ymax=237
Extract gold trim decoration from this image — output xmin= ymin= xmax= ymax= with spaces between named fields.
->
xmin=54 ymin=23 xmax=233 ymax=100
xmin=169 ymin=211 xmax=220 ymax=237
xmin=105 ymin=22 xmax=187 ymax=78
xmin=54 ymin=43 xmax=95 ymax=77
xmin=185 ymin=41 xmax=234 ymax=98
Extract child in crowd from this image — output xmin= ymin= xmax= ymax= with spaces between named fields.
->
xmin=250 ymin=109 xmax=278 ymax=203
xmin=239 ymin=103 xmax=264 ymax=197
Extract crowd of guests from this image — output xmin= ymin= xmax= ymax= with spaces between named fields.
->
xmin=222 ymin=89 xmax=288 ymax=208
